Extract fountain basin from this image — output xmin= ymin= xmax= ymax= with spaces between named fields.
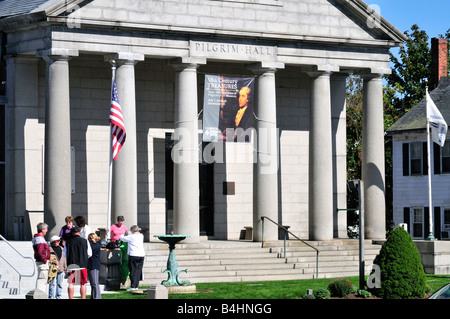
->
xmin=154 ymin=234 xmax=193 ymax=288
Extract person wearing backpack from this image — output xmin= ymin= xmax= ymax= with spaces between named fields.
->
xmin=48 ymin=235 xmax=66 ymax=299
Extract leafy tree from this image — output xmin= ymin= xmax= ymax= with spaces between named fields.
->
xmin=386 ymin=24 xmax=431 ymax=116
xmin=346 ymin=74 xmax=363 ymax=183
xmin=345 ymin=74 xmax=363 ymax=231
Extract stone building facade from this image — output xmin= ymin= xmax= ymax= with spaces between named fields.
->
xmin=0 ymin=0 xmax=405 ymax=243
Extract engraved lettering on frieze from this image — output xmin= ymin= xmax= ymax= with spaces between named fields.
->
xmin=191 ymin=41 xmax=276 ymax=61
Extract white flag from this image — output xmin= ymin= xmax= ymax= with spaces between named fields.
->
xmin=426 ymin=91 xmax=447 ymax=147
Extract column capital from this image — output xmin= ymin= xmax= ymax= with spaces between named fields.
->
xmin=169 ymin=57 xmax=206 ymax=71
xmin=104 ymin=52 xmax=145 ymax=66
xmin=248 ymin=61 xmax=284 ymax=75
xmin=359 ymin=68 xmax=391 ymax=79
xmin=304 ymin=64 xmax=340 ymax=78
xmin=37 ymin=48 xmax=79 ymax=62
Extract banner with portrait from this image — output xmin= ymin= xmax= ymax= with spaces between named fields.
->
xmin=202 ymin=75 xmax=255 ymax=142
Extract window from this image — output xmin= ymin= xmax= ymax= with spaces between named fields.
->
xmin=432 ymin=140 xmax=450 ymax=174
xmin=412 ymin=208 xmax=423 ymax=238
xmin=402 ymin=142 xmax=428 ymax=176
xmin=410 ymin=142 xmax=422 ymax=175
xmin=444 ymin=208 xmax=450 ymax=229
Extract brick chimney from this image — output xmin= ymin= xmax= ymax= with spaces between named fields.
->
xmin=430 ymin=37 xmax=448 ymax=90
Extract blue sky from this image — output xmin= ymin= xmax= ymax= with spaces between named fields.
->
xmin=367 ymin=0 xmax=450 ymax=38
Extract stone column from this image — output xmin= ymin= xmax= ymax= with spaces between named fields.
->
xmin=362 ymin=73 xmax=385 ymax=239
xmin=171 ymin=61 xmax=202 ymax=243
xmin=106 ymin=53 xmax=144 ymax=229
xmin=251 ymin=64 xmax=283 ymax=242
xmin=331 ymin=74 xmax=348 ymax=238
xmin=307 ymin=67 xmax=336 ymax=241
xmin=38 ymin=49 xmax=78 ymax=238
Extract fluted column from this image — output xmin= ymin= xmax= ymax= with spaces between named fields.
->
xmin=38 ymin=49 xmax=78 ymax=238
xmin=251 ymin=64 xmax=282 ymax=242
xmin=106 ymin=53 xmax=144 ymax=228
xmin=362 ymin=73 xmax=385 ymax=239
xmin=171 ymin=61 xmax=202 ymax=243
xmin=307 ymin=69 xmax=335 ymax=241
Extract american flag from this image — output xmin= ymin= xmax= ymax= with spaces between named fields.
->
xmin=109 ymin=80 xmax=126 ymax=160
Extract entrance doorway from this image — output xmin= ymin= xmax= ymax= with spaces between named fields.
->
xmin=199 ymin=143 xmax=214 ymax=236
xmin=165 ymin=134 xmax=214 ymax=236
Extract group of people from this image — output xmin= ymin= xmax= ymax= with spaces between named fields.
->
xmin=31 ymin=215 xmax=145 ymax=299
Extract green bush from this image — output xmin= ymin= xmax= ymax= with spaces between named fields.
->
xmin=357 ymin=289 xmax=372 ymax=298
xmin=327 ymin=278 xmax=355 ymax=297
xmin=372 ymin=226 xmax=427 ymax=299
xmin=302 ymin=293 xmax=315 ymax=299
xmin=314 ymin=288 xmax=331 ymax=299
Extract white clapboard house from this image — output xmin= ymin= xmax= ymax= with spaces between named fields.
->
xmin=387 ymin=38 xmax=450 ymax=240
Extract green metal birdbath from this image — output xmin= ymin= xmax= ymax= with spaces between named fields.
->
xmin=154 ymin=234 xmax=191 ymax=287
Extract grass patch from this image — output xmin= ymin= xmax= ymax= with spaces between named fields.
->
xmin=98 ymin=275 xmax=450 ymax=299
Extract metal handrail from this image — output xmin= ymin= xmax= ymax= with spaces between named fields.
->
xmin=0 ymin=234 xmax=36 ymax=295
xmin=261 ymin=216 xmax=319 ymax=279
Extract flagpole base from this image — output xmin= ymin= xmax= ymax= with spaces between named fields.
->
xmin=426 ymin=232 xmax=437 ymax=241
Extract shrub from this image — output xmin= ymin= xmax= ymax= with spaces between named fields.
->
xmin=302 ymin=293 xmax=315 ymax=299
xmin=314 ymin=288 xmax=331 ymax=299
xmin=372 ymin=226 xmax=427 ymax=299
xmin=328 ymin=278 xmax=355 ymax=297
xmin=357 ymin=289 xmax=372 ymax=298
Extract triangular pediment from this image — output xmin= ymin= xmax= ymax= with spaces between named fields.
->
xmin=0 ymin=0 xmax=406 ymax=47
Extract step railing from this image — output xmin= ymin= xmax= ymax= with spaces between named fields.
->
xmin=261 ymin=216 xmax=319 ymax=279
xmin=0 ymin=234 xmax=36 ymax=295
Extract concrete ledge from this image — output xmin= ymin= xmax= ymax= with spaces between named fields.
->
xmin=167 ymin=285 xmax=197 ymax=294
xmin=414 ymin=240 xmax=450 ymax=275
xmin=373 ymin=239 xmax=450 ymax=275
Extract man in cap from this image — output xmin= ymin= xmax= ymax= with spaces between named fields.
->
xmin=32 ymin=222 xmax=51 ymax=297
xmin=48 ymin=235 xmax=66 ymax=299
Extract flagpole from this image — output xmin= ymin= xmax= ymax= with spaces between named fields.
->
xmin=106 ymin=60 xmax=116 ymax=241
xmin=425 ymin=81 xmax=435 ymax=240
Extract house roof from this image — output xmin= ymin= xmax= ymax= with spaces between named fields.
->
xmin=0 ymin=0 xmax=49 ymax=18
xmin=386 ymin=78 xmax=450 ymax=135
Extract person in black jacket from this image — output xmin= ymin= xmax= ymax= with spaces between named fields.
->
xmin=88 ymin=233 xmax=102 ymax=299
xmin=64 ymin=226 xmax=92 ymax=299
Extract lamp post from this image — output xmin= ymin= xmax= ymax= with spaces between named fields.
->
xmin=350 ymin=180 xmax=365 ymax=290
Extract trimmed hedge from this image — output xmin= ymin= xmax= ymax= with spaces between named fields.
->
xmin=372 ymin=226 xmax=427 ymax=299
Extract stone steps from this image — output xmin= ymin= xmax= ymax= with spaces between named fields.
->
xmin=141 ymin=239 xmax=382 ymax=285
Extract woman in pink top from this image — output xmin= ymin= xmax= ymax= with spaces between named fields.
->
xmin=110 ymin=216 xmax=128 ymax=242
xmin=110 ymin=216 xmax=130 ymax=282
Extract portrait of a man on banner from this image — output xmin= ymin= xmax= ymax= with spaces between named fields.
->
xmin=203 ymin=75 xmax=255 ymax=142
